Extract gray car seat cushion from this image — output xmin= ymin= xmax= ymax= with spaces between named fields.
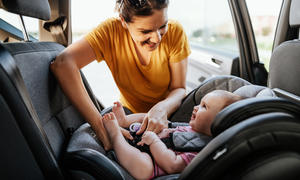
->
xmin=233 ymin=85 xmax=277 ymax=98
xmin=66 ymin=123 xmax=135 ymax=180
xmin=67 ymin=123 xmax=106 ymax=154
xmin=289 ymin=0 xmax=300 ymax=27
xmin=154 ymin=174 xmax=180 ymax=180
xmin=171 ymin=131 xmax=212 ymax=151
xmin=170 ymin=75 xmax=251 ymax=122
xmin=194 ymin=75 xmax=251 ymax=103
xmin=2 ymin=42 xmax=87 ymax=158
xmin=268 ymin=40 xmax=300 ymax=97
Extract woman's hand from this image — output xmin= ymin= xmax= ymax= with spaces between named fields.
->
xmin=137 ymin=107 xmax=168 ymax=135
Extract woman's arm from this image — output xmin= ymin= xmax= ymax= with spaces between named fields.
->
xmin=50 ymin=38 xmax=111 ymax=150
xmin=138 ymin=132 xmax=186 ymax=174
xmin=137 ymin=58 xmax=188 ymax=134
xmin=164 ymin=57 xmax=188 ymax=115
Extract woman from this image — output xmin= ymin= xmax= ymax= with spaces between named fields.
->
xmin=51 ymin=0 xmax=191 ymax=150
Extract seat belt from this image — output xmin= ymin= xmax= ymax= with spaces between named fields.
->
xmin=43 ymin=16 xmax=68 ymax=46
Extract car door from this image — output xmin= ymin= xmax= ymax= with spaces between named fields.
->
xmin=169 ymin=0 xmax=241 ymax=92
xmin=172 ymin=0 xmax=282 ymax=92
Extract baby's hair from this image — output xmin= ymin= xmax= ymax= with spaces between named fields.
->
xmin=210 ymin=90 xmax=246 ymax=109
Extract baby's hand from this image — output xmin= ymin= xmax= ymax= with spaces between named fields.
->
xmin=137 ymin=131 xmax=158 ymax=146
xmin=158 ymin=128 xmax=175 ymax=138
xmin=120 ymin=127 xmax=133 ymax=140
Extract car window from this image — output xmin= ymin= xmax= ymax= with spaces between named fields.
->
xmin=71 ymin=0 xmax=116 ymax=42
xmin=0 ymin=9 xmax=39 ymax=41
xmin=71 ymin=0 xmax=119 ymax=107
xmin=246 ymin=0 xmax=282 ymax=71
xmin=169 ymin=0 xmax=239 ymax=54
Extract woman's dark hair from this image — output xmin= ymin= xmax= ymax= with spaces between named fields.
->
xmin=116 ymin=0 xmax=169 ymax=23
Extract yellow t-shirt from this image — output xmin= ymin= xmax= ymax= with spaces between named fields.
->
xmin=85 ymin=17 xmax=191 ymax=113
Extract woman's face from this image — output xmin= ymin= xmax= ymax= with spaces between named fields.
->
xmin=122 ymin=8 xmax=168 ymax=52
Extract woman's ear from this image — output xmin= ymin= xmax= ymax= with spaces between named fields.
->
xmin=119 ymin=15 xmax=128 ymax=29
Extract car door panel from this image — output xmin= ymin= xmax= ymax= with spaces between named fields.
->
xmin=186 ymin=45 xmax=239 ymax=91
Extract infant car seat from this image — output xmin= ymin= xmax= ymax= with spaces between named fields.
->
xmin=65 ymin=78 xmax=300 ymax=180
xmin=163 ymin=83 xmax=277 ymax=153
xmin=169 ymin=75 xmax=276 ymax=123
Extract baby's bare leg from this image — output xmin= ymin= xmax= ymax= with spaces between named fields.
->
xmin=112 ymin=101 xmax=146 ymax=128
xmin=102 ymin=112 xmax=153 ymax=179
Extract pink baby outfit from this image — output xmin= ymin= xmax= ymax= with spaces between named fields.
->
xmin=149 ymin=126 xmax=198 ymax=179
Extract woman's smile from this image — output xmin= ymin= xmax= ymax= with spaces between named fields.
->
xmin=146 ymin=41 xmax=158 ymax=49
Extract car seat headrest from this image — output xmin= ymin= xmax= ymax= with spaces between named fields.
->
xmin=0 ymin=0 xmax=50 ymax=20
xmin=233 ymin=85 xmax=276 ymax=98
xmin=195 ymin=75 xmax=251 ymax=103
xmin=211 ymin=97 xmax=300 ymax=137
xmin=289 ymin=0 xmax=300 ymax=27
xmin=268 ymin=41 xmax=300 ymax=97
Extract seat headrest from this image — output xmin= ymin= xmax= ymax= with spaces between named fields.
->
xmin=269 ymin=40 xmax=300 ymax=97
xmin=233 ymin=84 xmax=276 ymax=98
xmin=290 ymin=0 xmax=300 ymax=27
xmin=0 ymin=0 xmax=50 ymax=20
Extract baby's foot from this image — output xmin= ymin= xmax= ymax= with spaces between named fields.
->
xmin=112 ymin=101 xmax=127 ymax=128
xmin=102 ymin=112 xmax=122 ymax=143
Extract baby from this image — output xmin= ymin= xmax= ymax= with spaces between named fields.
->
xmin=102 ymin=90 xmax=244 ymax=179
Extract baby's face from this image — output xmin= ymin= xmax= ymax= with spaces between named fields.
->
xmin=189 ymin=92 xmax=227 ymax=135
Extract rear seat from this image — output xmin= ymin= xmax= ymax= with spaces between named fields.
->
xmin=0 ymin=39 xmax=125 ymax=179
xmin=0 ymin=0 xmax=104 ymax=179
xmin=0 ymin=42 xmax=67 ymax=179
xmin=1 ymin=42 xmax=86 ymax=156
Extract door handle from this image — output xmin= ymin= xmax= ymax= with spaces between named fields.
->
xmin=211 ymin=58 xmax=222 ymax=65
